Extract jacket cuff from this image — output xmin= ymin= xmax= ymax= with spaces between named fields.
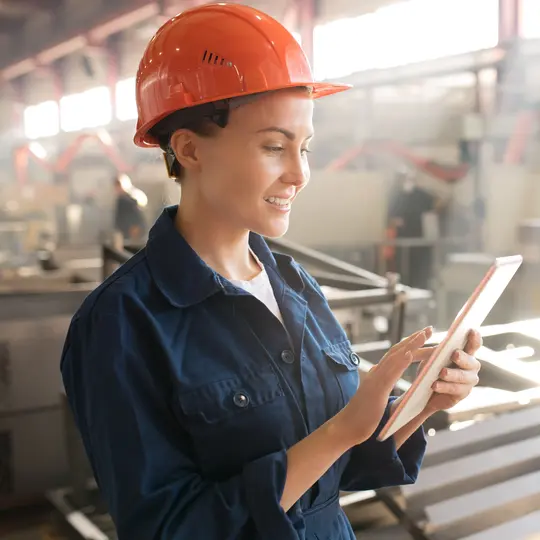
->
xmin=340 ymin=398 xmax=427 ymax=491
xmin=243 ymin=449 xmax=303 ymax=540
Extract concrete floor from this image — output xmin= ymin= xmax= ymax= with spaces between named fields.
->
xmin=0 ymin=505 xmax=64 ymax=540
xmin=0 ymin=493 xmax=413 ymax=540
xmin=0 ymin=530 xmax=45 ymax=540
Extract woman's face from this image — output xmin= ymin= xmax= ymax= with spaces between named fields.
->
xmin=177 ymin=90 xmax=314 ymax=239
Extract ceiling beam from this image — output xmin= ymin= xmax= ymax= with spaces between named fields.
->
xmin=0 ymin=15 xmax=24 ymax=33
xmin=0 ymin=1 xmax=160 ymax=80
xmin=0 ymin=0 xmax=63 ymax=12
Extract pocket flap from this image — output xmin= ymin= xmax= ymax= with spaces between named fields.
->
xmin=323 ymin=340 xmax=360 ymax=371
xmin=178 ymin=370 xmax=284 ymax=424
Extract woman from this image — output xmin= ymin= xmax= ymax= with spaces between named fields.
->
xmin=61 ymin=4 xmax=481 ymax=539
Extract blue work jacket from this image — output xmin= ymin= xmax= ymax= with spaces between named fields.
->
xmin=61 ymin=205 xmax=426 ymax=540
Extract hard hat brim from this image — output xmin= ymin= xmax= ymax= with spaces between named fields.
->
xmin=134 ymin=81 xmax=352 ymax=148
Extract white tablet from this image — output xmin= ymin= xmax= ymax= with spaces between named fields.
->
xmin=378 ymin=254 xmax=523 ymax=442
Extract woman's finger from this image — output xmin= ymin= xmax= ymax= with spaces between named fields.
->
xmin=388 ymin=327 xmax=433 ymax=354
xmin=379 ymin=332 xmax=427 ymax=371
xmin=438 ymin=367 xmax=479 ymax=386
xmin=414 ymin=346 xmax=437 ymax=363
xmin=451 ymin=350 xmax=482 ymax=372
xmin=383 ymin=334 xmax=430 ymax=380
xmin=432 ymin=380 xmax=471 ymax=397
xmin=393 ymin=327 xmax=433 ymax=354
xmin=464 ymin=329 xmax=483 ymax=355
xmin=376 ymin=333 xmax=420 ymax=369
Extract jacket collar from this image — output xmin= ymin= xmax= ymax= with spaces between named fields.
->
xmin=146 ymin=206 xmax=304 ymax=308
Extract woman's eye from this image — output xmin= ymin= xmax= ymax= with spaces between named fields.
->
xmin=263 ymin=146 xmax=311 ymax=156
xmin=264 ymin=146 xmax=284 ymax=153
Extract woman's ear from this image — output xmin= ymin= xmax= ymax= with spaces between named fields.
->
xmin=170 ymin=130 xmax=200 ymax=174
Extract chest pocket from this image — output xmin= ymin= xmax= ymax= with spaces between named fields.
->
xmin=176 ymin=369 xmax=288 ymax=475
xmin=323 ymin=340 xmax=360 ymax=407
xmin=178 ymin=369 xmax=284 ymax=422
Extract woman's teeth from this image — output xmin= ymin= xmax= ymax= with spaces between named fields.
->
xmin=265 ymin=197 xmax=290 ymax=207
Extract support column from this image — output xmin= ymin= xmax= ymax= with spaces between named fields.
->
xmin=498 ymin=0 xmax=521 ymax=45
xmin=106 ymin=35 xmax=121 ymax=122
xmin=10 ymin=78 xmax=26 ymax=139
xmin=297 ymin=0 xmax=316 ymax=69
xmin=496 ymin=0 xmax=523 ymax=112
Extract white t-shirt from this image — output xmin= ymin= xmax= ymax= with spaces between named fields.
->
xmin=230 ymin=252 xmax=284 ymax=324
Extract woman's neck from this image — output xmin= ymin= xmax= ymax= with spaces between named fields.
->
xmin=174 ymin=200 xmax=261 ymax=282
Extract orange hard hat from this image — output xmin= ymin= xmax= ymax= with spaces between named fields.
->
xmin=134 ymin=2 xmax=351 ymax=148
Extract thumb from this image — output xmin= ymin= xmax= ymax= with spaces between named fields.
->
xmin=381 ymin=350 xmax=415 ymax=391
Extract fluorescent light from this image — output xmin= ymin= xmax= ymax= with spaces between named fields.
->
xmin=60 ymin=86 xmax=112 ymax=132
xmin=28 ymin=142 xmax=47 ymax=159
xmin=116 ymin=77 xmax=138 ymax=122
xmin=23 ymin=100 xmax=60 ymax=139
xmin=313 ymin=0 xmax=498 ymax=80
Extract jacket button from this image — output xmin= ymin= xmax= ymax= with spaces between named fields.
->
xmin=350 ymin=352 xmax=360 ymax=366
xmin=281 ymin=350 xmax=295 ymax=364
xmin=233 ymin=392 xmax=249 ymax=408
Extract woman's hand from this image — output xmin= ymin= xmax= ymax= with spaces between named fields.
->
xmin=334 ymin=327 xmax=433 ymax=449
xmin=424 ymin=329 xmax=482 ymax=414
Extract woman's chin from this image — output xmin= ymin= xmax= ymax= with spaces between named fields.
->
xmin=252 ymin=216 xmax=290 ymax=239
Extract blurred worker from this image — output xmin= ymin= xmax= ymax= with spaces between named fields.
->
xmin=113 ymin=175 xmax=146 ymax=243
xmin=387 ymin=168 xmax=442 ymax=289
xmin=61 ymin=5 xmax=482 ymax=540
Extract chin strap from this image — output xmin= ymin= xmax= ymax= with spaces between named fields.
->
xmin=163 ymin=147 xmax=179 ymax=179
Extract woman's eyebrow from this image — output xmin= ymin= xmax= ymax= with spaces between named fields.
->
xmin=256 ymin=127 xmax=314 ymax=141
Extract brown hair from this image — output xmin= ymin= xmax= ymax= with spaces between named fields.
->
xmin=148 ymin=87 xmax=312 ymax=183
xmin=148 ymin=101 xmax=227 ymax=183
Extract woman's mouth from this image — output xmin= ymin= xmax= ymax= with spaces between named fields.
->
xmin=264 ymin=196 xmax=292 ymax=211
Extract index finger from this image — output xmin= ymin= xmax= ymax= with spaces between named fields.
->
xmin=380 ymin=330 xmax=429 ymax=376
xmin=393 ymin=327 xmax=433 ymax=354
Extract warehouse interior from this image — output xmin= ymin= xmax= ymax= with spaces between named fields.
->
xmin=1 ymin=0 xmax=540 ymax=538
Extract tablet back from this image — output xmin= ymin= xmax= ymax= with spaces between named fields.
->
xmin=378 ymin=255 xmax=523 ymax=441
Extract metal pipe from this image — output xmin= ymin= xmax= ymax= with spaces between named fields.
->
xmin=325 ymin=288 xmax=431 ymax=310
xmin=265 ymin=237 xmax=388 ymax=287
xmin=310 ymin=270 xmax=381 ymax=290
xmin=14 ymin=132 xmax=132 ymax=186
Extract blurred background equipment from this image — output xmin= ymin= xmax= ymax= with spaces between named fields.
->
xmin=1 ymin=0 xmax=540 ymax=538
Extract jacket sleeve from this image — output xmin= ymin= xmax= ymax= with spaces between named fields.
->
xmin=339 ymin=397 xmax=426 ymax=491
xmin=60 ymin=310 xmax=304 ymax=540
xmin=295 ymin=265 xmax=427 ymax=491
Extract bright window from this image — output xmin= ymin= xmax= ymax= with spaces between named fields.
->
xmin=314 ymin=0 xmax=499 ymax=80
xmin=116 ymin=77 xmax=138 ymax=121
xmin=521 ymin=0 xmax=540 ymax=38
xmin=23 ymin=100 xmax=60 ymax=139
xmin=60 ymin=86 xmax=112 ymax=132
